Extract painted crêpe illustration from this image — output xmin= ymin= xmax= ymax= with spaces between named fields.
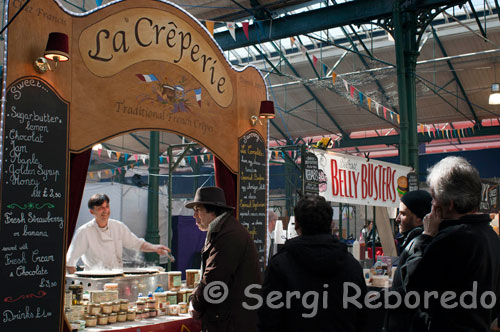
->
xmin=136 ymin=73 xmax=202 ymax=113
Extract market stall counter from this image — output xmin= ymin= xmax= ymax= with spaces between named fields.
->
xmin=83 ymin=315 xmax=200 ymax=332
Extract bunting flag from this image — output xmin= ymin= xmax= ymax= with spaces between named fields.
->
xmin=383 ymin=107 xmax=387 ymax=119
xmin=300 ymin=44 xmax=307 ymax=57
xmin=124 ymin=153 xmax=129 ymax=161
xmin=140 ymin=155 xmax=147 ymax=164
xmin=367 ymin=97 xmax=372 ymax=110
xmin=322 ymin=63 xmax=328 ymax=76
xmin=420 ymin=124 xmax=424 ymax=133
xmin=89 ymin=172 xmax=94 ymax=179
xmin=375 ymin=102 xmax=380 ymax=116
xmin=107 ymin=150 xmax=112 ymax=159
xmin=332 ymin=72 xmax=337 ymax=85
xmin=167 ymin=156 xmax=170 ymax=163
xmin=111 ymin=169 xmax=115 ymax=175
xmin=194 ymin=156 xmax=198 ymax=163
xmin=136 ymin=74 xmax=158 ymax=82
xmin=207 ymin=154 xmax=211 ymax=161
xmin=358 ymin=91 xmax=363 ymax=105
xmin=117 ymin=168 xmax=122 ymax=174
xmin=343 ymin=79 xmax=349 ymax=93
xmin=290 ymin=36 xmax=296 ymax=46
xmin=227 ymin=22 xmax=236 ymax=41
xmin=134 ymin=154 xmax=138 ymax=162
xmin=98 ymin=149 xmax=102 ymax=157
xmin=350 ymin=86 xmax=355 ymax=99
xmin=205 ymin=20 xmax=214 ymax=36
xmin=104 ymin=170 xmax=109 ymax=176
xmin=96 ymin=0 xmax=103 ymax=6
xmin=389 ymin=111 xmax=394 ymax=122
xmin=312 ymin=55 xmax=318 ymax=67
xmin=242 ymin=22 xmax=249 ymax=40
xmin=397 ymin=114 xmax=400 ymax=124
xmin=195 ymin=88 xmax=202 ymax=107
xmin=116 ymin=152 xmax=121 ymax=160
xmin=160 ymin=156 xmax=164 ymax=164
xmin=97 ymin=171 xmax=102 ymax=179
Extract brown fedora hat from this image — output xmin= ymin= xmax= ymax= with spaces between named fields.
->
xmin=185 ymin=186 xmax=234 ymax=209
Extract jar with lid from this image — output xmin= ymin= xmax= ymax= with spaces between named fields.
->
xmin=119 ymin=299 xmax=129 ymax=311
xmin=146 ymin=298 xmax=156 ymax=309
xmin=185 ymin=269 xmax=200 ymax=288
xmin=108 ymin=312 xmax=117 ymax=324
xmin=69 ymin=285 xmax=83 ymax=305
xmin=136 ymin=300 xmax=146 ymax=311
xmin=168 ymin=304 xmax=179 ymax=316
xmin=97 ymin=313 xmax=108 ymax=325
xmin=112 ymin=300 xmax=120 ymax=312
xmin=117 ymin=311 xmax=127 ymax=322
xmin=167 ymin=271 xmax=182 ymax=290
xmin=88 ymin=303 xmax=101 ymax=316
xmin=85 ymin=315 xmax=97 ymax=327
xmin=177 ymin=289 xmax=188 ymax=304
xmin=126 ymin=309 xmax=136 ymax=321
xmin=103 ymin=283 xmax=119 ymax=291
xmin=101 ymin=302 xmax=113 ymax=314
xmin=136 ymin=310 xmax=144 ymax=319
xmin=179 ymin=302 xmax=188 ymax=314
xmin=149 ymin=309 xmax=158 ymax=318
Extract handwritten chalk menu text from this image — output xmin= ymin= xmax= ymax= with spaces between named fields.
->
xmin=0 ymin=77 xmax=68 ymax=331
xmin=303 ymin=152 xmax=319 ymax=195
xmin=238 ymin=131 xmax=266 ymax=271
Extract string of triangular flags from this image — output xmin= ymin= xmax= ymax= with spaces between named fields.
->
xmin=88 ymin=149 xmax=213 ymax=179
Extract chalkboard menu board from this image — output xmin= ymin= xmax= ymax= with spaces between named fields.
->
xmin=480 ymin=181 xmax=499 ymax=213
xmin=407 ymin=172 xmax=419 ymax=192
xmin=303 ymin=152 xmax=319 ymax=195
xmin=238 ymin=131 xmax=266 ymax=271
xmin=0 ymin=77 xmax=68 ymax=332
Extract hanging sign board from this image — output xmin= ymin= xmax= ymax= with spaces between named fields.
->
xmin=314 ymin=150 xmax=411 ymax=208
xmin=480 ymin=180 xmax=499 ymax=213
xmin=238 ymin=131 xmax=266 ymax=271
xmin=303 ymin=152 xmax=319 ymax=195
xmin=0 ymin=77 xmax=68 ymax=332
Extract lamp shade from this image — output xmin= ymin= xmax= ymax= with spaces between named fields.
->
xmin=259 ymin=100 xmax=275 ymax=119
xmin=44 ymin=32 xmax=69 ymax=62
xmin=489 ymin=83 xmax=500 ymax=105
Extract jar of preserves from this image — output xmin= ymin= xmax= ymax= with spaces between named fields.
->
xmin=146 ymin=298 xmax=156 ymax=309
xmin=108 ymin=312 xmax=117 ymax=324
xmin=97 ymin=313 xmax=108 ymax=325
xmin=101 ymin=302 xmax=113 ymax=314
xmin=117 ymin=311 xmax=127 ymax=322
xmin=126 ymin=309 xmax=136 ymax=321
xmin=185 ymin=269 xmax=201 ymax=288
xmin=149 ymin=309 xmax=157 ymax=318
xmin=167 ymin=271 xmax=182 ymax=290
xmin=69 ymin=285 xmax=83 ymax=305
xmin=85 ymin=315 xmax=97 ymax=327
xmin=119 ymin=299 xmax=129 ymax=311
xmin=112 ymin=300 xmax=120 ymax=312
xmin=166 ymin=291 xmax=177 ymax=305
xmin=88 ymin=303 xmax=101 ymax=316
xmin=179 ymin=302 xmax=188 ymax=314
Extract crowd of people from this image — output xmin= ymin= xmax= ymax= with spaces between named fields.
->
xmin=67 ymin=156 xmax=500 ymax=332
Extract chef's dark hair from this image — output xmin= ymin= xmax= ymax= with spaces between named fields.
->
xmin=88 ymin=193 xmax=110 ymax=209
xmin=294 ymin=195 xmax=333 ymax=235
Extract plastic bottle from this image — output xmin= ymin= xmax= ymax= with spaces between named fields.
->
xmin=352 ymin=240 xmax=360 ymax=261
xmin=147 ymin=291 xmax=153 ymax=298
xmin=155 ymin=285 xmax=164 ymax=293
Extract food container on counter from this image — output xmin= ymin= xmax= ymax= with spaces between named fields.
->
xmin=85 ymin=315 xmax=97 ymax=327
xmin=136 ymin=310 xmax=144 ymax=320
xmin=149 ymin=309 xmax=158 ymax=318
xmin=97 ymin=313 xmax=108 ymax=325
xmin=69 ymin=285 xmax=83 ymax=305
xmin=168 ymin=304 xmax=179 ymax=316
xmin=177 ymin=289 xmax=188 ymax=304
xmin=101 ymin=302 xmax=113 ymax=314
xmin=154 ymin=291 xmax=167 ymax=305
xmin=88 ymin=303 xmax=101 ymax=316
xmin=117 ymin=311 xmax=127 ymax=322
xmin=146 ymin=298 xmax=156 ymax=309
xmin=186 ymin=269 xmax=201 ymax=288
xmin=179 ymin=302 xmax=188 ymax=314
xmin=64 ymin=290 xmax=73 ymax=309
xmin=112 ymin=300 xmax=120 ymax=312
xmin=166 ymin=291 xmax=177 ymax=305
xmin=120 ymin=299 xmax=129 ymax=311
xmin=136 ymin=300 xmax=146 ymax=311
xmin=127 ymin=310 xmax=136 ymax=321
xmin=167 ymin=271 xmax=182 ymax=290
xmin=108 ymin=312 xmax=117 ymax=324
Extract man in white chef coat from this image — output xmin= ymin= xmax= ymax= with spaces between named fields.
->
xmin=66 ymin=193 xmax=170 ymax=273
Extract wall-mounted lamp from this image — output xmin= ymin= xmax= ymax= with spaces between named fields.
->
xmin=489 ymin=83 xmax=500 ymax=105
xmin=34 ymin=32 xmax=69 ymax=74
xmin=259 ymin=100 xmax=275 ymax=119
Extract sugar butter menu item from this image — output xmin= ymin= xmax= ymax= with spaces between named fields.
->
xmin=238 ymin=131 xmax=266 ymax=271
xmin=0 ymin=77 xmax=68 ymax=332
xmin=303 ymin=152 xmax=319 ymax=195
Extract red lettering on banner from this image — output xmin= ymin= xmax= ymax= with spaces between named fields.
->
xmin=339 ymin=169 xmax=346 ymax=197
xmin=361 ymin=164 xmax=367 ymax=199
xmin=391 ymin=168 xmax=397 ymax=202
xmin=330 ymin=159 xmax=339 ymax=196
xmin=352 ymin=171 xmax=359 ymax=198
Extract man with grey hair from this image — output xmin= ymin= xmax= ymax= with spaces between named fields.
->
xmin=405 ymin=156 xmax=500 ymax=332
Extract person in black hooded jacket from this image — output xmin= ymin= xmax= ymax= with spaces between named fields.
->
xmin=258 ymin=195 xmax=367 ymax=332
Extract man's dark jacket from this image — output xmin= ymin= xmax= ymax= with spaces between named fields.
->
xmin=385 ymin=226 xmax=423 ymax=332
xmin=405 ymin=214 xmax=500 ymax=332
xmin=191 ymin=213 xmax=261 ymax=332
xmin=258 ymin=234 xmax=367 ymax=332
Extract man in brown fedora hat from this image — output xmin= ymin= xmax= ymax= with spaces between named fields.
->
xmin=186 ymin=186 xmax=261 ymax=332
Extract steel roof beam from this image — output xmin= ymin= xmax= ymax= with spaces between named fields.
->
xmin=431 ymin=27 xmax=481 ymax=125
xmin=467 ymin=0 xmax=488 ymax=38
xmin=214 ymin=0 xmax=467 ymax=51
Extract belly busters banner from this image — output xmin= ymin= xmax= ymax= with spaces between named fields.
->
xmin=313 ymin=150 xmax=412 ymax=207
